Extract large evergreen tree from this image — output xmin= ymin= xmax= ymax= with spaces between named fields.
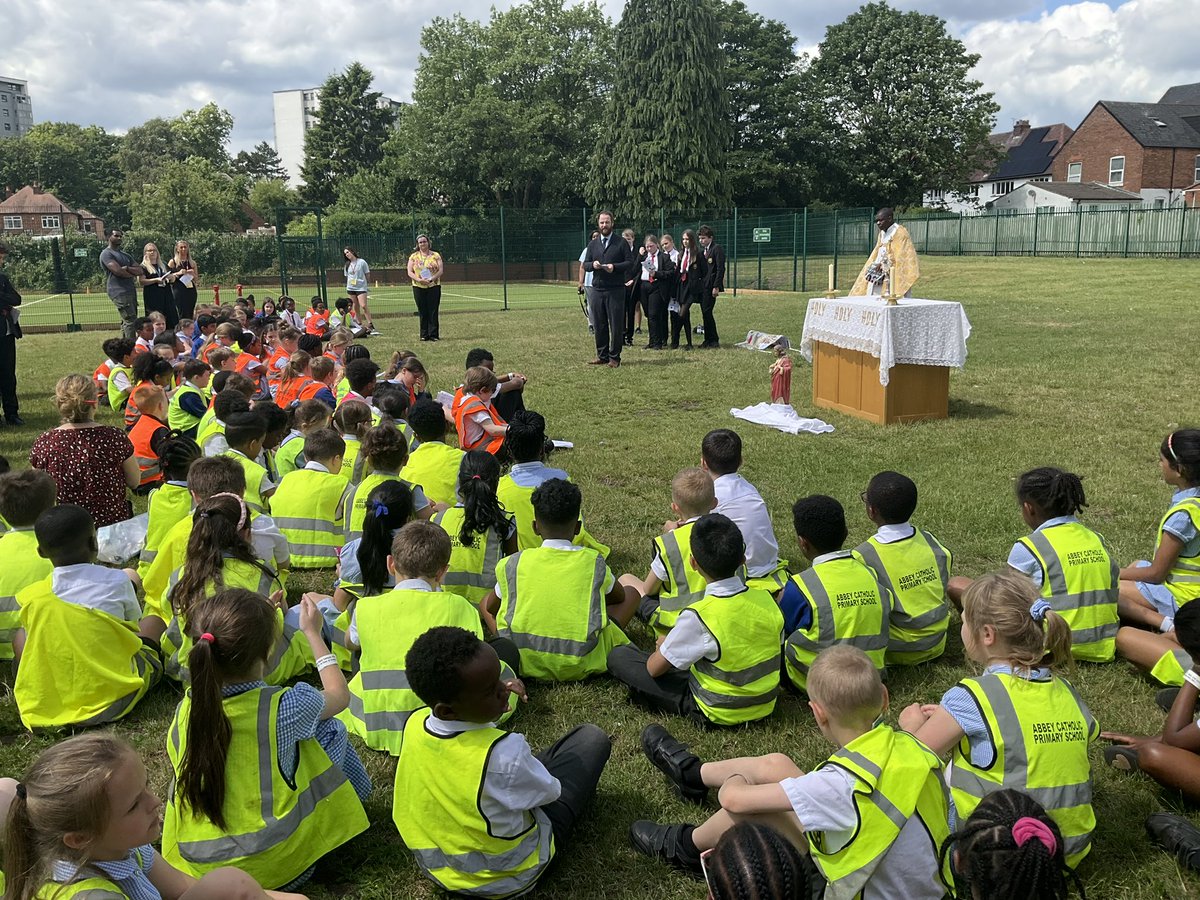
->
xmin=589 ymin=0 xmax=727 ymax=219
xmin=234 ymin=142 xmax=288 ymax=182
xmin=300 ymin=62 xmax=396 ymax=207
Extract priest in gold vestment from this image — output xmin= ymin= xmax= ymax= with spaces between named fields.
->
xmin=850 ymin=208 xmax=920 ymax=298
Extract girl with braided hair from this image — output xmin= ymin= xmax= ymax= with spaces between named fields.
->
xmin=942 ymin=789 xmax=1084 ymax=898
xmin=137 ymin=429 xmax=202 ymax=578
xmin=703 ymin=822 xmax=813 ymax=900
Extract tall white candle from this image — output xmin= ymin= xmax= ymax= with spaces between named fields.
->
xmin=827 ymin=264 xmax=834 ymax=292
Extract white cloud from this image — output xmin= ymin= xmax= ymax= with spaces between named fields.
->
xmin=2 ymin=0 xmax=1196 ymax=153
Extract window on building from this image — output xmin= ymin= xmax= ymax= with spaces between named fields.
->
xmin=2 ymin=124 xmax=9 ymax=132
xmin=0 ymin=94 xmax=7 ymax=102
xmin=966 ymin=184 xmax=980 ymax=197
xmin=1195 ymin=154 xmax=1200 ymax=184
xmin=1109 ymin=156 xmax=1125 ymax=186
xmin=992 ymin=181 xmax=1014 ymax=196
xmin=1030 ymin=175 xmax=1051 ymax=183
xmin=1067 ymin=162 xmax=1082 ymax=183
xmin=2 ymin=109 xmax=8 ymax=117
xmin=3 ymin=216 xmax=21 ymax=229
xmin=41 ymin=215 xmax=60 ymax=229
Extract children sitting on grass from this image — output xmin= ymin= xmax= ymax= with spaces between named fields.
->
xmin=272 ymin=428 xmax=349 ymax=569
xmin=393 ymin=625 xmax=610 ymax=899
xmin=852 ymin=470 xmax=952 ymax=666
xmin=432 ymin=450 xmax=518 ymax=604
xmin=783 ymin=495 xmax=890 ymax=692
xmin=454 ymin=365 xmax=509 ymax=454
xmin=343 ymin=424 xmax=433 ymax=541
xmin=96 ymin=336 xmax=135 ymax=411
xmin=607 ymin=513 xmax=784 ymax=726
xmin=0 ymin=469 xmax=56 ymax=663
xmin=167 ymin=358 xmax=212 ymax=438
xmin=127 ymin=384 xmax=170 ymax=492
xmin=274 ymin=397 xmax=333 ymax=479
xmin=620 ymin=466 xmax=717 ymax=638
xmin=221 ymin=409 xmax=276 ymax=513
xmin=14 ymin=504 xmax=162 ymax=729
xmin=137 ymin=432 xmax=201 ymax=577
xmin=481 ymin=478 xmax=637 ymax=681
xmin=401 ymin=397 xmax=465 ymax=507
xmin=630 ymin=645 xmax=950 ymax=899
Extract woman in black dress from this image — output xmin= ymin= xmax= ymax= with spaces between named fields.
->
xmin=167 ymin=239 xmax=199 ymax=320
xmin=139 ymin=242 xmax=179 ymax=328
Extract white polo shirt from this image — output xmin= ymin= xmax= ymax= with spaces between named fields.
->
xmin=712 ymin=473 xmax=781 ymax=578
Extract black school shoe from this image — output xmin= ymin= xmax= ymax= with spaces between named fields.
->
xmin=1147 ymin=813 xmax=1200 ymax=872
xmin=629 ymin=821 xmax=702 ymax=873
xmin=641 ymin=723 xmax=708 ymax=803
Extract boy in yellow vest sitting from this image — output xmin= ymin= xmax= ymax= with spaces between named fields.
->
xmin=342 ymin=521 xmax=521 ymax=754
xmin=136 ymin=432 xmax=201 ymax=578
xmin=620 ymin=467 xmax=717 ymax=638
xmin=0 ymin=470 xmax=56 ymax=663
xmin=13 ymin=504 xmax=162 ymax=729
xmin=400 ymin=398 xmax=465 ymax=507
xmin=607 ymin=514 xmax=784 ymax=727
xmin=393 ymin=625 xmax=611 ymax=898
xmin=273 ymin=428 xmax=350 ymax=569
xmin=630 ymin=645 xmax=950 ymax=899
xmin=220 ymin=409 xmax=275 ymax=513
xmin=782 ymin=495 xmax=891 ymax=693
xmin=481 ymin=478 xmax=638 ymax=681
xmin=198 ymin=381 xmax=251 ymax=456
xmin=852 ymin=471 xmax=952 ymax=665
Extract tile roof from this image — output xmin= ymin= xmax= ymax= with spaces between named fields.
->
xmin=1161 ymin=83 xmax=1200 ymax=105
xmin=0 ymin=186 xmax=79 ymax=215
xmin=971 ymin=123 xmax=1072 ymax=183
xmin=1033 ymin=181 xmax=1142 ymax=201
xmin=1100 ymin=101 xmax=1200 ymax=148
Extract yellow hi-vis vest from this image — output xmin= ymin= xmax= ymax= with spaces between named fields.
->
xmin=0 ymin=529 xmax=52 ymax=660
xmin=107 ymin=363 xmax=132 ymax=411
xmin=1017 ymin=521 xmax=1119 ymax=662
xmin=272 ymin=467 xmax=350 ymax=568
xmin=161 ymin=560 xmax=308 ymax=684
xmin=1159 ymin=496 xmax=1200 ymax=604
xmin=196 ymin=416 xmax=225 ymax=455
xmin=433 ymin=506 xmax=508 ymax=604
xmin=344 ymin=470 xmax=404 ymax=541
xmin=14 ymin=577 xmax=161 ymax=729
xmin=497 ymin=475 xmax=610 ymax=557
xmin=495 ymin=546 xmax=629 ymax=681
xmin=138 ymin=481 xmax=192 ymax=577
xmin=163 ymin=685 xmax=369 ymax=888
xmin=649 ymin=520 xmax=708 ymax=638
xmin=341 ymin=587 xmax=492 ymax=754
xmin=853 ymin=529 xmax=952 ymax=666
xmin=34 ymin=848 xmax=150 ymax=898
xmin=341 ymin=435 xmax=362 ymax=482
xmin=393 ymin=708 xmax=555 ymax=897
xmin=784 ymin=555 xmax=890 ymax=693
xmin=810 ymin=724 xmax=951 ymax=898
xmin=223 ymin=450 xmax=271 ymax=514
xmin=401 ymin=441 xmax=465 ymax=508
xmin=949 ymin=671 xmax=1098 ymax=868
xmin=168 ymin=382 xmax=205 ymax=433
xmin=686 ymin=587 xmax=783 ymax=726
xmin=274 ymin=430 xmax=307 ymax=479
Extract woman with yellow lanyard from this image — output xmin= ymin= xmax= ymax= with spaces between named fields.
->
xmin=407 ymin=234 xmax=443 ymax=342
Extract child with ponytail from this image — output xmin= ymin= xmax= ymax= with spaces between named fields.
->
xmin=432 ymin=450 xmax=517 ymax=604
xmin=901 ymin=571 xmax=1099 ymax=868
xmin=161 ymin=493 xmax=309 ymax=685
xmin=333 ymin=399 xmax=374 ymax=483
xmin=2 ymin=733 xmax=307 ymax=900
xmin=163 ymin=589 xmax=370 ymax=889
xmin=137 ymin=430 xmax=201 ymax=578
xmin=1115 ymin=429 xmax=1200 ymax=685
xmin=942 ymin=789 xmax=1085 ymax=899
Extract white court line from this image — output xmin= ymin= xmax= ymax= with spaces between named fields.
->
xmin=19 ymin=294 xmax=66 ymax=308
xmin=439 ymin=290 xmax=505 ymax=304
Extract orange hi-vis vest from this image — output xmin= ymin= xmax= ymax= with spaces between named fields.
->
xmin=124 ymin=380 xmax=153 ymax=430
xmin=93 ymin=359 xmax=113 ymax=393
xmin=129 ymin=413 xmax=167 ymax=487
xmin=454 ymin=394 xmax=506 ymax=454
xmin=276 ymin=377 xmax=314 ymax=409
xmin=267 ymin=347 xmax=290 ymax=382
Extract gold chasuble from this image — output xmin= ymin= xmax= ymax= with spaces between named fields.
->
xmin=850 ymin=224 xmax=920 ymax=297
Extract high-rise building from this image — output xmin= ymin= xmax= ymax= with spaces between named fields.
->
xmin=0 ymin=78 xmax=33 ymax=139
xmin=272 ymin=88 xmax=402 ymax=187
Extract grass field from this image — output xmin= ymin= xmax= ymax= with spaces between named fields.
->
xmin=2 ymin=255 xmax=1199 ymax=898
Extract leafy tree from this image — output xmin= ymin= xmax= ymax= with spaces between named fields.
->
xmin=172 ymin=103 xmax=234 ymax=171
xmin=117 ymin=104 xmax=234 ymax=201
xmin=0 ymin=123 xmax=125 ymax=223
xmin=248 ymin=179 xmax=300 ymax=227
xmin=300 ymin=62 xmax=397 ymax=208
xmin=129 ymin=158 xmax=242 ymax=235
xmin=391 ymin=0 xmax=613 ymax=208
xmin=234 ymin=142 xmax=288 ymax=182
xmin=802 ymin=2 xmax=1000 ymax=207
xmin=589 ymin=0 xmax=728 ymax=219
xmin=719 ymin=1 xmax=812 ymax=207
xmin=117 ymin=117 xmax=178 ymax=196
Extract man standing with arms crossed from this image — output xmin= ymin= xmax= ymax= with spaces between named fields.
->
xmin=583 ymin=211 xmax=634 ymax=368
xmin=697 ymin=224 xmax=725 ymax=349
xmin=100 ymin=229 xmax=144 ymax=339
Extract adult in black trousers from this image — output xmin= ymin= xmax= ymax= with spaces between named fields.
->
xmin=698 ymin=224 xmax=726 ymax=348
xmin=0 ymin=244 xmax=23 ymax=426
xmin=621 ymin=228 xmax=642 ymax=346
xmin=671 ymin=229 xmax=708 ymax=350
xmin=583 ymin=211 xmax=635 ymax=368
xmin=638 ymin=235 xmax=676 ymax=350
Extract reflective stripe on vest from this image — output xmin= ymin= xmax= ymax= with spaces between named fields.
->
xmin=168 ymin=384 xmax=204 ymax=432
xmin=854 ymin=530 xmax=950 ymax=663
xmin=651 ymin=522 xmax=708 ymax=634
xmin=1160 ymin=498 xmax=1200 ymax=602
xmin=107 ymin=364 xmax=132 ymax=412
xmin=272 ymin=468 xmax=349 ymax=568
xmin=165 ymin=686 xmax=368 ymax=885
xmin=0 ymin=529 xmax=52 ymax=660
xmin=948 ymin=673 xmax=1096 ymax=867
xmin=454 ymin=396 xmax=505 ymax=453
xmin=433 ymin=506 xmax=504 ymax=602
xmin=1019 ymin=523 xmax=1119 ymax=661
xmin=499 ymin=551 xmax=606 ymax=658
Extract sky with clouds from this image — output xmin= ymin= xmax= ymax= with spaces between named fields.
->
xmin=4 ymin=0 xmax=1195 ymax=153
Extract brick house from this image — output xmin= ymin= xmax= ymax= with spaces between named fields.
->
xmin=1051 ymin=82 xmax=1200 ymax=206
xmin=0 ymin=185 xmax=106 ymax=237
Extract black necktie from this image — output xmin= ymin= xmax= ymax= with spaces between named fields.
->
xmin=602 ymin=236 xmax=609 ymax=249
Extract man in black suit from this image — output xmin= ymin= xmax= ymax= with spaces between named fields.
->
xmin=698 ymin=224 xmax=725 ymax=349
xmin=0 ymin=244 xmax=22 ymax=426
xmin=583 ymin=211 xmax=635 ymax=368
xmin=636 ymin=234 xmax=676 ymax=350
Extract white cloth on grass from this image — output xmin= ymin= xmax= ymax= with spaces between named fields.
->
xmin=731 ymin=403 xmax=834 ymax=436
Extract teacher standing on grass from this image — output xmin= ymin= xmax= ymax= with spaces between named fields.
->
xmin=583 ymin=210 xmax=634 ymax=368
xmin=166 ymin=240 xmax=199 ymax=320
xmin=99 ymin=229 xmax=143 ymax=339
xmin=343 ymin=246 xmax=379 ymax=335
xmin=408 ymin=235 xmax=443 ymax=342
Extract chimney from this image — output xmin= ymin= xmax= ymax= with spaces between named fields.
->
xmin=1012 ymin=119 xmax=1031 ymax=138
xmin=31 ymin=182 xmax=42 ymax=194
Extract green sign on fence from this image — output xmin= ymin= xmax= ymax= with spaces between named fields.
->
xmin=73 ymin=247 xmax=88 ymax=258
xmin=752 ymin=228 xmax=772 ymax=243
